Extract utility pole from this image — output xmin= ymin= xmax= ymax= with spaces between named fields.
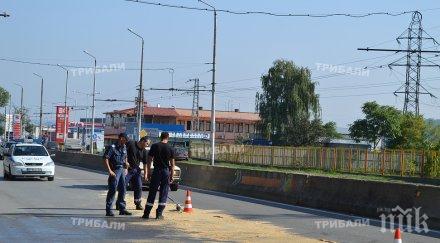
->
xmin=187 ymin=78 xmax=205 ymax=131
xmin=128 ymin=28 xmax=144 ymax=141
xmin=57 ymin=64 xmax=69 ymax=145
xmin=169 ymin=68 xmax=175 ymax=106
xmin=3 ymin=106 xmax=6 ymax=140
xmin=33 ymin=73 xmax=44 ymax=138
xmin=7 ymin=93 xmax=11 ymax=141
xmin=83 ymin=50 xmax=97 ymax=154
xmin=199 ymin=0 xmax=217 ymax=166
xmin=358 ymin=11 xmax=440 ymax=115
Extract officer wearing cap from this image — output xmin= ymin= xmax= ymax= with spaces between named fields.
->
xmin=142 ymin=132 xmax=175 ymax=220
xmin=125 ymin=136 xmax=150 ymax=210
xmin=104 ymin=133 xmax=132 ymax=217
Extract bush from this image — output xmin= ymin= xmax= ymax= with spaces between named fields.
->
xmin=424 ymin=152 xmax=440 ymax=178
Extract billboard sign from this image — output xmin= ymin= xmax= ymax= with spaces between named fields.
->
xmin=55 ymin=106 xmax=69 ymax=143
xmin=12 ymin=114 xmax=21 ymax=140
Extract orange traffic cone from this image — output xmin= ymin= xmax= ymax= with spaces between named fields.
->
xmin=394 ymin=228 xmax=402 ymax=243
xmin=183 ymin=190 xmax=193 ymax=213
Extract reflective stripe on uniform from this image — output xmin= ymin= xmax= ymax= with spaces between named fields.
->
xmin=158 ymin=203 xmax=166 ymax=206
xmin=146 ymin=202 xmax=154 ymax=206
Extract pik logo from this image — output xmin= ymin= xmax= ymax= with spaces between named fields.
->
xmin=379 ymin=206 xmax=429 ymax=233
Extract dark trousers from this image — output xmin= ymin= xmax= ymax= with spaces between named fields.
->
xmin=106 ymin=167 xmax=126 ymax=213
xmin=126 ymin=167 xmax=142 ymax=204
xmin=144 ymin=168 xmax=170 ymax=216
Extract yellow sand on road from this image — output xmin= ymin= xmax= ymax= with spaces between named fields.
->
xmin=125 ymin=200 xmax=323 ymax=242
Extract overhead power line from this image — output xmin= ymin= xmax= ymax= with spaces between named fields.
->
xmin=125 ymin=0 xmax=432 ymax=18
xmin=0 ymin=57 xmax=200 ymax=71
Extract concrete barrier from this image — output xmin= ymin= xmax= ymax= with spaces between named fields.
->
xmin=56 ymin=151 xmax=106 ymax=172
xmin=178 ymin=162 xmax=440 ymax=231
xmin=55 ymin=151 xmax=440 ymax=230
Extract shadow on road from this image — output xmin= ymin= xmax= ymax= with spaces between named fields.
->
xmin=61 ymin=184 xmax=107 ymax=190
xmin=19 ymin=207 xmax=104 ymax=211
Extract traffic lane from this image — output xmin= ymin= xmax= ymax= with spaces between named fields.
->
xmin=0 ymin=164 xmax=204 ymax=242
xmin=53 ymin=164 xmax=440 ymax=243
xmin=174 ymin=187 xmax=440 ymax=243
xmin=2 ymin=163 xmax=438 ymax=243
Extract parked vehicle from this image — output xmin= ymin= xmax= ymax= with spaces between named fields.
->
xmin=1 ymin=141 xmax=17 ymax=160
xmin=3 ymin=143 xmax=55 ymax=181
xmin=45 ymin=141 xmax=59 ymax=154
xmin=64 ymin=138 xmax=83 ymax=152
xmin=174 ymin=146 xmax=189 ymax=161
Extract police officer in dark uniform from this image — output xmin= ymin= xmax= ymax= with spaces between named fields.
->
xmin=125 ymin=136 xmax=149 ymax=210
xmin=104 ymin=133 xmax=132 ymax=217
xmin=142 ymin=132 xmax=175 ymax=219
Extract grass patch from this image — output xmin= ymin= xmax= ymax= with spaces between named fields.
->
xmin=179 ymin=159 xmax=440 ymax=187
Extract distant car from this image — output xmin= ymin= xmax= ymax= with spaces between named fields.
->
xmin=45 ymin=141 xmax=59 ymax=154
xmin=1 ymin=141 xmax=17 ymax=160
xmin=2 ymin=143 xmax=55 ymax=181
xmin=64 ymin=138 xmax=83 ymax=152
xmin=127 ymin=147 xmax=181 ymax=191
xmin=174 ymin=146 xmax=189 ymax=161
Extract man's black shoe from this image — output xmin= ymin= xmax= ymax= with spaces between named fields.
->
xmin=141 ymin=214 xmax=150 ymax=219
xmin=135 ymin=204 xmax=144 ymax=210
xmin=119 ymin=210 xmax=132 ymax=216
xmin=116 ymin=204 xmax=120 ymax=211
xmin=156 ymin=215 xmax=164 ymax=220
xmin=106 ymin=211 xmax=115 ymax=217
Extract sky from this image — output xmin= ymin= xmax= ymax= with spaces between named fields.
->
xmin=1 ymin=0 xmax=440 ymax=129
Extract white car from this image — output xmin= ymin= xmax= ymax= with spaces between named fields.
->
xmin=3 ymin=143 xmax=55 ymax=181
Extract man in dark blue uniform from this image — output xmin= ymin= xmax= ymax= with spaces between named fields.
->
xmin=142 ymin=132 xmax=175 ymax=220
xmin=104 ymin=133 xmax=132 ymax=217
xmin=125 ymin=136 xmax=149 ymax=210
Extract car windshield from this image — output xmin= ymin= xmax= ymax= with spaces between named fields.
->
xmin=13 ymin=146 xmax=48 ymax=156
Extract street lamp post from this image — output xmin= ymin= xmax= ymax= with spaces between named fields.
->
xmin=14 ymin=83 xmax=24 ymax=139
xmin=128 ymin=28 xmax=144 ymax=141
xmin=199 ymin=0 xmax=217 ymax=166
xmin=57 ymin=64 xmax=69 ymax=145
xmin=33 ymin=73 xmax=44 ymax=138
xmin=83 ymin=50 xmax=97 ymax=154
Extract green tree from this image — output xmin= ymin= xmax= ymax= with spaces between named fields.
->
xmin=0 ymin=86 xmax=9 ymax=108
xmin=388 ymin=114 xmax=425 ymax=149
xmin=256 ymin=59 xmax=339 ymax=145
xmin=349 ymin=101 xmax=401 ymax=149
xmin=423 ymin=119 xmax=440 ymax=149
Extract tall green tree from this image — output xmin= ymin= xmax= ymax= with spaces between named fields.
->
xmin=0 ymin=86 xmax=9 ymax=108
xmin=349 ymin=101 xmax=401 ymax=149
xmin=388 ymin=113 xmax=425 ymax=149
xmin=421 ymin=119 xmax=440 ymax=150
xmin=349 ymin=101 xmax=426 ymax=150
xmin=0 ymin=87 xmax=10 ymax=137
xmin=256 ymin=59 xmax=339 ymax=145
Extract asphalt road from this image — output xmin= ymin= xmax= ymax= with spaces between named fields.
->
xmin=0 ymin=163 xmax=439 ymax=242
